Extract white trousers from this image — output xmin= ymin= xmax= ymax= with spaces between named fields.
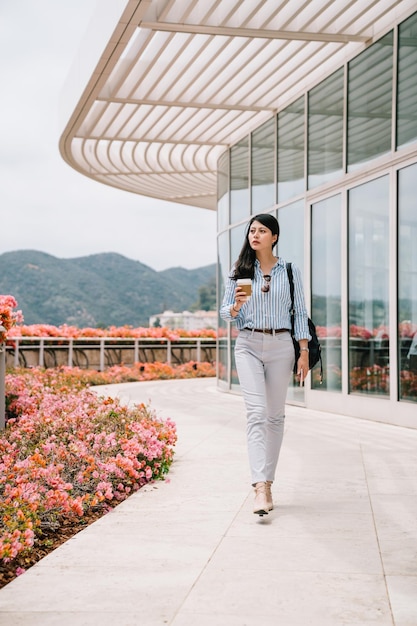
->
xmin=234 ymin=329 xmax=294 ymax=485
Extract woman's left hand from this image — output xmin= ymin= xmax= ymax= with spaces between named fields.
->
xmin=297 ymin=351 xmax=309 ymax=384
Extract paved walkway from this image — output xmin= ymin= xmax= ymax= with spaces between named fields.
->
xmin=0 ymin=378 xmax=416 ymax=626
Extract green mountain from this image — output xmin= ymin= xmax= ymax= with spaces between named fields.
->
xmin=0 ymin=250 xmax=216 ymax=327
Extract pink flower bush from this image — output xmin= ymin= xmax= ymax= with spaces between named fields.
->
xmin=1 ymin=367 xmax=177 ymax=565
xmin=5 ymin=361 xmax=216 ymax=388
xmin=318 ymin=323 xmax=417 ymax=340
xmin=8 ymin=324 xmax=217 ymax=340
xmin=400 ymin=369 xmax=417 ymax=399
xmin=349 ymin=325 xmax=373 ymax=340
xmin=316 ymin=325 xmax=342 ymax=338
xmin=0 ymin=296 xmax=23 ymax=342
xmin=350 ymin=364 xmax=390 ymax=393
xmin=398 ymin=321 xmax=417 ymax=339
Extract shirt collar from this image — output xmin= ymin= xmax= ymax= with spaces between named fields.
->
xmin=254 ymin=257 xmax=284 ymax=273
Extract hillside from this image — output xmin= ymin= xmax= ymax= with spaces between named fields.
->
xmin=0 ymin=250 xmax=216 ymax=327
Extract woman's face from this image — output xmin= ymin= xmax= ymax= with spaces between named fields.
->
xmin=248 ymin=220 xmax=277 ymax=252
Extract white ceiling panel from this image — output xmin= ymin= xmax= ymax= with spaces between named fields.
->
xmin=60 ymin=0 xmax=417 ymax=210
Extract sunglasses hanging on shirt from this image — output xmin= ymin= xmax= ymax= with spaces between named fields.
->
xmin=261 ymin=275 xmax=271 ymax=293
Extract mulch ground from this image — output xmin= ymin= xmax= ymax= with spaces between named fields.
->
xmin=0 ymin=507 xmax=106 ymax=589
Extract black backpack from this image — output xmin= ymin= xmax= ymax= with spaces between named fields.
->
xmin=286 ymin=262 xmax=323 ymax=384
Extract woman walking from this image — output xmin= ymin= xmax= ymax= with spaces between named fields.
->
xmin=220 ymin=214 xmax=311 ymax=516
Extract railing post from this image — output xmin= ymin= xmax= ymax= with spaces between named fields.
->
xmin=100 ymin=338 xmax=105 ymax=372
xmin=39 ymin=339 xmax=44 ymax=367
xmin=3 ymin=335 xmax=216 ymax=372
xmin=14 ymin=338 xmax=20 ymax=367
xmin=0 ymin=342 xmax=5 ymax=429
xmin=68 ymin=338 xmax=73 ymax=367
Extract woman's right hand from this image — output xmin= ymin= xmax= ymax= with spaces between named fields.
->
xmin=230 ymin=286 xmax=248 ymax=316
xmin=234 ymin=286 xmax=248 ymax=307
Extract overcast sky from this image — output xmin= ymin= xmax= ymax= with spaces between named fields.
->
xmin=0 ymin=1 xmax=217 ymax=272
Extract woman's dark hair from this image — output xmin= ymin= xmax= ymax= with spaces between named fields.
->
xmin=232 ymin=213 xmax=280 ymax=279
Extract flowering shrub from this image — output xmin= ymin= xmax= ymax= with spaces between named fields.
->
xmin=316 ymin=323 xmax=417 ymax=340
xmin=350 ymin=365 xmax=389 ymax=393
xmin=4 ymin=362 xmax=215 ymax=391
xmin=0 ymin=365 xmax=179 ymax=581
xmin=398 ymin=321 xmax=417 ymax=339
xmin=8 ymin=324 xmax=217 ymax=341
xmin=316 ymin=325 xmax=342 ymax=338
xmin=0 ymin=296 xmax=23 ymax=343
xmin=400 ymin=369 xmax=417 ymax=399
xmin=94 ymin=361 xmax=215 ymax=383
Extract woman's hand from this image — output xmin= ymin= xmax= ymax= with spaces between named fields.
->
xmin=234 ymin=286 xmax=249 ymax=307
xmin=297 ymin=349 xmax=309 ymax=385
xmin=230 ymin=286 xmax=249 ymax=317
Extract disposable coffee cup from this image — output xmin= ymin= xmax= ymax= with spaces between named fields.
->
xmin=237 ymin=278 xmax=252 ymax=298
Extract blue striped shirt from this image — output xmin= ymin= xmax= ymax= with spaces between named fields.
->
xmin=220 ymin=257 xmax=311 ymax=341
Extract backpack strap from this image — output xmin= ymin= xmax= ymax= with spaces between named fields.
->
xmin=287 ymin=261 xmax=324 ymax=384
xmin=286 ymin=262 xmax=296 ymax=339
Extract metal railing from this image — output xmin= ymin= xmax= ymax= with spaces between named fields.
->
xmin=5 ymin=336 xmax=217 ymax=371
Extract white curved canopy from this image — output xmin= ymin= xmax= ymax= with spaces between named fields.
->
xmin=59 ymin=0 xmax=416 ymax=210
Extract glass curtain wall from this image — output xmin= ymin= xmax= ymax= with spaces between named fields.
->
xmin=230 ymin=138 xmax=250 ymax=224
xmin=251 ymin=118 xmax=276 ymax=213
xmin=230 ymin=222 xmax=248 ymax=384
xmin=311 ymin=196 xmax=342 ymax=390
xmin=397 ymin=12 xmax=417 ymax=148
xmin=277 ymin=201 xmax=305 ymax=402
xmin=217 ymin=152 xmax=230 ymax=385
xmin=217 ymin=11 xmax=417 ymax=421
xmin=277 ymin=202 xmax=305 ymax=279
xmin=398 ymin=163 xmax=417 ymax=403
xmin=277 ymin=97 xmax=305 ymax=202
xmin=308 ymin=69 xmax=344 ymax=188
xmin=348 ymin=177 xmax=390 ymax=396
xmin=217 ymin=231 xmax=230 ymax=385
xmin=217 ymin=151 xmax=229 ymax=232
xmin=347 ymin=32 xmax=393 ymax=171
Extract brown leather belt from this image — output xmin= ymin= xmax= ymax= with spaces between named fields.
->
xmin=244 ymin=328 xmax=288 ymax=335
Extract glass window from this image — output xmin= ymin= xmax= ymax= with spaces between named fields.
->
xmin=347 ymin=32 xmax=393 ymax=171
xmin=230 ymin=222 xmax=247 ymax=272
xmin=277 ymin=201 xmax=305 ymax=283
xmin=230 ymin=138 xmax=249 ymax=224
xmin=230 ymin=223 xmax=248 ymax=384
xmin=308 ymin=69 xmax=344 ymax=189
xmin=398 ymin=163 xmax=417 ymax=403
xmin=251 ymin=117 xmax=276 ymax=212
xmin=277 ymin=97 xmax=305 ymax=202
xmin=217 ymin=230 xmax=231 ymax=323
xmin=348 ymin=177 xmax=390 ymax=396
xmin=217 ymin=231 xmax=230 ymax=385
xmin=397 ymin=12 xmax=417 ymax=149
xmin=277 ymin=202 xmax=305 ymax=402
xmin=217 ymin=151 xmax=229 ymax=232
xmin=311 ymin=195 xmax=342 ymax=390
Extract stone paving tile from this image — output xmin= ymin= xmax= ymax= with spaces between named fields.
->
xmin=0 ymin=378 xmax=416 ymax=626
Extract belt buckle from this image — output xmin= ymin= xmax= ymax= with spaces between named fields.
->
xmin=263 ymin=328 xmax=272 ymax=335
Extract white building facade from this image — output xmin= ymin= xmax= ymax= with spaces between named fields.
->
xmin=60 ymin=0 xmax=417 ymax=428
xmin=149 ymin=310 xmax=217 ymax=331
